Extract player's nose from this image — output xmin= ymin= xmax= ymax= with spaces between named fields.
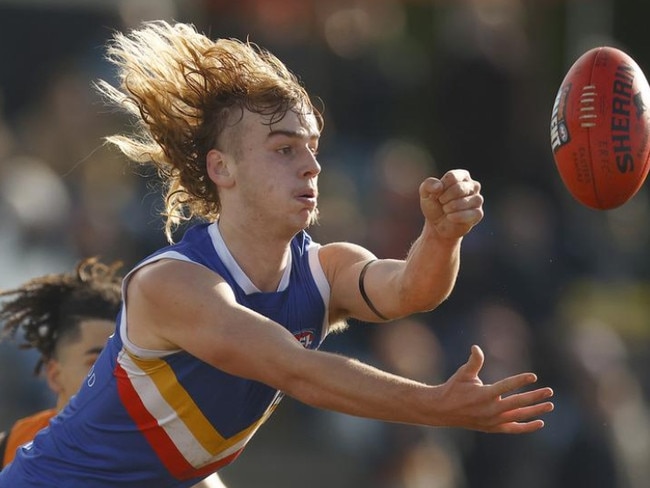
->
xmin=302 ymin=151 xmax=321 ymax=177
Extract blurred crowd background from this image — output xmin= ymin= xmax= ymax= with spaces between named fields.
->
xmin=1 ymin=0 xmax=649 ymax=487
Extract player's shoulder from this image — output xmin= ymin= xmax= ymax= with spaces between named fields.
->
xmin=320 ymin=240 xmax=375 ymax=255
xmin=318 ymin=241 xmax=376 ymax=276
xmin=128 ymin=258 xmax=224 ymax=301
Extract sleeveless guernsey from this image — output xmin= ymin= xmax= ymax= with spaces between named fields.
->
xmin=0 ymin=222 xmax=330 ymax=488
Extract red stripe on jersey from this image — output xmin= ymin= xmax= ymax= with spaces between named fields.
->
xmin=191 ymin=449 xmax=243 ymax=478
xmin=115 ymin=362 xmax=196 ymax=479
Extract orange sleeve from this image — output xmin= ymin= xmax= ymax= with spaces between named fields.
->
xmin=2 ymin=409 xmax=57 ymax=467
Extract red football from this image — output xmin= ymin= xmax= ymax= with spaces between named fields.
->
xmin=550 ymin=46 xmax=650 ymax=209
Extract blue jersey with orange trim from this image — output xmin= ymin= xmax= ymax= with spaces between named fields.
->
xmin=0 ymin=223 xmax=331 ymax=488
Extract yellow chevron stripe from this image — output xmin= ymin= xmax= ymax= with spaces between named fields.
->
xmin=127 ymin=352 xmax=224 ymax=453
xmin=123 ymin=350 xmax=276 ymax=463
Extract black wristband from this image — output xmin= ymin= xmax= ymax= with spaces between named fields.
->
xmin=358 ymin=260 xmax=389 ymax=321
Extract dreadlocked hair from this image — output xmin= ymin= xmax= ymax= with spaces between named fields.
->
xmin=96 ymin=20 xmax=322 ymax=242
xmin=0 ymin=257 xmax=123 ymax=374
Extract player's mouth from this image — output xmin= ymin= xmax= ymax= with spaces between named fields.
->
xmin=295 ymin=188 xmax=318 ymax=208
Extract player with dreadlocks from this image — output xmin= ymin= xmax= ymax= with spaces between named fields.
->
xmin=0 ymin=257 xmax=122 ymax=469
xmin=0 ymin=259 xmax=228 ymax=487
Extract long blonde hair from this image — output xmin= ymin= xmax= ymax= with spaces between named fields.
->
xmin=97 ymin=20 xmax=321 ymax=242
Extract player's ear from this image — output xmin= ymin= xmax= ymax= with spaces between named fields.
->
xmin=44 ymin=359 xmax=63 ymax=395
xmin=206 ymin=149 xmax=235 ymax=188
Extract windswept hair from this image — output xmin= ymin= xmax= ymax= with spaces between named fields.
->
xmin=96 ymin=20 xmax=322 ymax=242
xmin=0 ymin=257 xmax=122 ymax=374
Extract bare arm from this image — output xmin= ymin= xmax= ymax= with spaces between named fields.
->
xmin=324 ymin=169 xmax=484 ymax=323
xmin=126 ymin=259 xmax=553 ymax=434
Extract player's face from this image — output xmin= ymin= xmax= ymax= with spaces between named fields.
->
xmin=46 ymin=319 xmax=114 ymax=408
xmin=223 ymin=109 xmax=321 ymax=234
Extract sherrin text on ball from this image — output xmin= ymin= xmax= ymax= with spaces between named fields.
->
xmin=550 ymin=46 xmax=650 ymax=209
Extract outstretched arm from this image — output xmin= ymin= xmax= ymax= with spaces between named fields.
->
xmin=280 ymin=343 xmax=552 ymax=434
xmin=324 ymin=169 xmax=484 ymax=323
xmin=127 ymin=260 xmax=552 ymax=434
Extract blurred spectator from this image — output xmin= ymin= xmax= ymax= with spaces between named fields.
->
xmin=0 ymin=155 xmax=76 ymax=289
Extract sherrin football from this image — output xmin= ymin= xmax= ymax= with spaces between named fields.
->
xmin=550 ymin=46 xmax=650 ymax=209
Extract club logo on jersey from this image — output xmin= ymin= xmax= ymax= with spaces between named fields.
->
xmin=551 ymin=83 xmax=571 ymax=153
xmin=294 ymin=330 xmax=315 ymax=349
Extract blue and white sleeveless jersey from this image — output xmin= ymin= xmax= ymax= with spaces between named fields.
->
xmin=0 ymin=222 xmax=330 ymax=488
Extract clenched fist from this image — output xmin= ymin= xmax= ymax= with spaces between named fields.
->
xmin=420 ymin=169 xmax=484 ymax=239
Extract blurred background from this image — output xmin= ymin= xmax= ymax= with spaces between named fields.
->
xmin=1 ymin=0 xmax=649 ymax=487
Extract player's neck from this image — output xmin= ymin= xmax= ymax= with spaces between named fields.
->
xmin=216 ymin=219 xmax=292 ymax=292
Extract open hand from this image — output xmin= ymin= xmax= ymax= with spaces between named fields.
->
xmin=433 ymin=345 xmax=554 ymax=433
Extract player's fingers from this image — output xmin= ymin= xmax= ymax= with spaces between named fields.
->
xmin=419 ymin=177 xmax=444 ymax=199
xmin=494 ymin=398 xmax=555 ymax=426
xmin=438 ymin=179 xmax=481 ymax=205
xmin=504 ymin=401 xmax=555 ymax=423
xmin=443 ymin=209 xmax=484 ymax=227
xmin=490 ymin=419 xmax=546 ymax=435
xmin=499 ymin=387 xmax=555 ymax=412
xmin=490 ymin=372 xmax=540 ymax=397
xmin=442 ymin=193 xmax=484 ymax=215
xmin=440 ymin=169 xmax=472 ymax=187
xmin=457 ymin=344 xmax=485 ymax=378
